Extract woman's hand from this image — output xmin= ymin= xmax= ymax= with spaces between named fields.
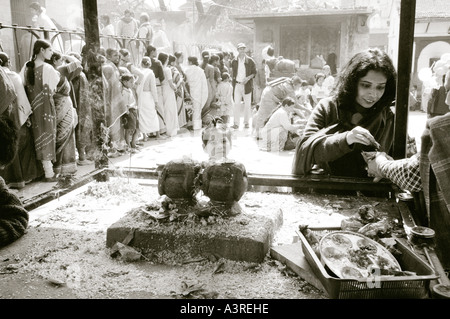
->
xmin=346 ymin=126 xmax=380 ymax=149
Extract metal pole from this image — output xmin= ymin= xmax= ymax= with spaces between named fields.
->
xmin=393 ymin=0 xmax=416 ymax=159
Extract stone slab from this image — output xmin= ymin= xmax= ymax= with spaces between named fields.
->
xmin=106 ymin=206 xmax=283 ymax=264
xmin=270 ymin=243 xmax=327 ymax=294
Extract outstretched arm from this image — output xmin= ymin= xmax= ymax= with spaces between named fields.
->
xmin=366 ymin=152 xmax=422 ymax=192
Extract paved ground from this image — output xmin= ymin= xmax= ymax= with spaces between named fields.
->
xmin=14 ymin=110 xmax=428 ymax=205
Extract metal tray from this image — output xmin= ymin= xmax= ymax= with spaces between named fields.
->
xmin=319 ymin=231 xmax=401 ymax=279
xmin=299 ymin=227 xmax=439 ymax=299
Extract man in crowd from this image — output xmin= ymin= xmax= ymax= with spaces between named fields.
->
xmin=230 ymin=43 xmax=257 ymax=129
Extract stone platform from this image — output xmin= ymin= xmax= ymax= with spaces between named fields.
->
xmin=106 ymin=204 xmax=284 ymax=264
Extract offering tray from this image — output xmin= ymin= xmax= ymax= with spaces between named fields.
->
xmin=319 ymin=231 xmax=401 ymax=279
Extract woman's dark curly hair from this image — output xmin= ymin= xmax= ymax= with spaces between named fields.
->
xmin=0 ymin=116 xmax=18 ymax=167
xmin=333 ymin=48 xmax=397 ymax=114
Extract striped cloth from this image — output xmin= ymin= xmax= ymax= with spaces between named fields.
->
xmin=379 ymin=154 xmax=422 ymax=192
xmin=420 ymin=112 xmax=450 ymax=268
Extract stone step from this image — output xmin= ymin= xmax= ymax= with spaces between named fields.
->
xmin=106 ymin=203 xmax=283 ymax=264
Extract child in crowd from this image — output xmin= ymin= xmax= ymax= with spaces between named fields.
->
xmin=296 ymin=80 xmax=313 ymax=114
xmin=215 ymin=72 xmax=233 ymax=124
xmin=120 ymin=74 xmax=140 ymax=153
xmin=311 ymin=72 xmax=328 ymax=107
xmin=201 ymin=117 xmax=233 ymax=161
xmin=297 ymin=80 xmax=311 ymax=103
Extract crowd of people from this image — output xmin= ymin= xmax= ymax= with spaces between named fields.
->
xmin=0 ymin=8 xmax=400 ymax=194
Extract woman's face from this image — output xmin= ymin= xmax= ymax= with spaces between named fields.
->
xmin=355 ymin=70 xmax=387 ymax=109
xmin=41 ymin=46 xmax=53 ymax=60
xmin=316 ymin=77 xmax=324 ymax=85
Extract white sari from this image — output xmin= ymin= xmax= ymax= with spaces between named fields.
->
xmin=136 ymin=68 xmax=159 ymax=134
xmin=184 ymin=64 xmax=208 ymax=130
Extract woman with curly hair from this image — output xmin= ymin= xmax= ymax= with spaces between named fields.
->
xmin=292 ymin=48 xmax=397 ymax=178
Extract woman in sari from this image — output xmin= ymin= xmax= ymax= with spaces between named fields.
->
xmin=0 ymin=52 xmax=43 ymax=188
xmin=136 ymin=57 xmax=160 ymax=140
xmin=169 ymin=54 xmax=187 ymax=128
xmin=46 ymin=52 xmax=82 ymax=186
xmin=103 ymin=48 xmax=128 ymax=156
xmin=158 ymin=52 xmax=179 ymax=137
xmin=118 ymin=48 xmax=144 ymax=87
xmin=184 ymin=56 xmax=208 ymax=131
xmin=67 ymin=52 xmax=93 ymax=166
xmin=292 ymin=48 xmax=397 ymax=178
xmin=22 ymin=39 xmax=59 ymax=182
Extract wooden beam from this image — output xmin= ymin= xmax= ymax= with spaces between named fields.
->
xmin=393 ymin=0 xmax=416 ymax=159
xmin=82 ymin=0 xmax=100 ymax=50
xmin=108 ymin=167 xmax=394 ymax=193
xmin=23 ymin=168 xmax=105 ymax=212
xmin=81 ymin=0 xmax=109 ymax=178
xmin=246 ymin=173 xmax=393 ymax=192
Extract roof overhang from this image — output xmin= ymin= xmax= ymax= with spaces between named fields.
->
xmin=415 ymin=17 xmax=450 ymax=23
xmin=231 ymin=9 xmax=374 ymax=28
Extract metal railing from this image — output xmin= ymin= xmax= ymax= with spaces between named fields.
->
xmin=0 ymin=23 xmax=152 ymax=68
xmin=0 ymin=23 xmax=230 ymax=70
xmin=0 ymin=23 xmax=234 ymax=68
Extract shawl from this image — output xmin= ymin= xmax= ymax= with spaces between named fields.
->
xmin=0 ymin=176 xmax=28 ymax=248
xmin=0 ymin=67 xmax=16 ymax=115
xmin=420 ymin=112 xmax=450 ymax=267
xmin=291 ymin=122 xmax=342 ymax=175
xmin=292 ymin=97 xmax=395 ymax=177
xmin=19 ymin=61 xmax=60 ymax=93
xmin=2 ymin=68 xmax=32 ymax=128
